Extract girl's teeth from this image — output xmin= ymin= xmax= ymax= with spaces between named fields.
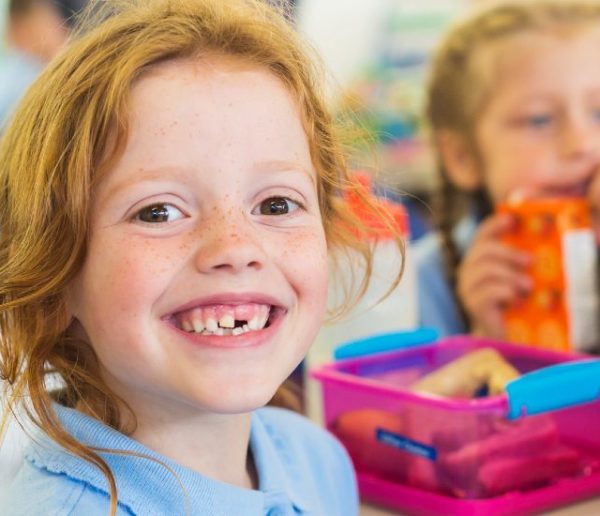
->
xmin=248 ymin=310 xmax=269 ymax=330
xmin=219 ymin=314 xmax=235 ymax=328
xmin=192 ymin=318 xmax=205 ymax=333
xmin=178 ymin=305 xmax=273 ymax=334
xmin=259 ymin=311 xmax=269 ymax=329
xmin=248 ymin=316 xmax=260 ymax=330
xmin=206 ymin=318 xmax=218 ymax=332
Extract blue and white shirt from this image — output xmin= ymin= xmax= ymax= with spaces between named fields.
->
xmin=4 ymin=404 xmax=358 ymax=515
xmin=414 ymin=217 xmax=478 ymax=337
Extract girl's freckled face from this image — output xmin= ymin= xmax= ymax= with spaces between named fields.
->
xmin=472 ymin=29 xmax=600 ymax=203
xmin=67 ymin=58 xmax=328 ymax=416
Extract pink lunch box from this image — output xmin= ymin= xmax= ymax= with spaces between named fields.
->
xmin=311 ymin=334 xmax=600 ymax=515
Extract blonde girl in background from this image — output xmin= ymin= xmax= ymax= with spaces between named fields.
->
xmin=415 ymin=0 xmax=600 ymax=340
xmin=0 ymin=0 xmax=402 ymax=514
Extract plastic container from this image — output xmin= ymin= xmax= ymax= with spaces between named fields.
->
xmin=305 ymin=173 xmax=417 ymax=422
xmin=312 ymin=335 xmax=600 ymax=515
xmin=497 ymin=197 xmax=599 ymax=352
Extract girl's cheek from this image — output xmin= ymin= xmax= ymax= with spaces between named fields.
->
xmin=281 ymin=228 xmax=327 ymax=277
xmin=287 ymin=226 xmax=327 ymax=258
xmin=91 ymin=236 xmax=180 ymax=291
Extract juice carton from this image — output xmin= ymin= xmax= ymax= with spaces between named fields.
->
xmin=497 ymin=197 xmax=598 ymax=352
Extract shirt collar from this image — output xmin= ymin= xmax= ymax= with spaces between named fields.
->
xmin=251 ymin=410 xmax=311 ymax=513
xmin=26 ymin=404 xmax=309 ymax=515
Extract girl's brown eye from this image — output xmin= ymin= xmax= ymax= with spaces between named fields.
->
xmin=257 ymin=197 xmax=299 ymax=216
xmin=135 ymin=203 xmax=184 ymax=223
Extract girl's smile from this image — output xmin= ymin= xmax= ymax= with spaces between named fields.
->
xmin=166 ymin=294 xmax=287 ymax=346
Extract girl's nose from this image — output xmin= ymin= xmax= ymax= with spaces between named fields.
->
xmin=192 ymin=213 xmax=265 ymax=274
xmin=561 ymin=116 xmax=600 ymax=159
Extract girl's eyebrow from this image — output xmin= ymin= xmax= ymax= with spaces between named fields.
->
xmin=100 ymin=167 xmax=194 ymax=201
xmin=511 ymin=86 xmax=600 ymax=104
xmin=101 ymin=160 xmax=316 ymax=202
xmin=253 ymin=160 xmax=317 ymax=185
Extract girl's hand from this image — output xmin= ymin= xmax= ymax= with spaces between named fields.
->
xmin=457 ymin=213 xmax=532 ymax=339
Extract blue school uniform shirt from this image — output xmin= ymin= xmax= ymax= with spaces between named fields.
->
xmin=4 ymin=404 xmax=358 ymax=515
xmin=414 ymin=217 xmax=477 ymax=337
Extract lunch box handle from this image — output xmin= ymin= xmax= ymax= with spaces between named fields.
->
xmin=506 ymin=359 xmax=600 ymax=420
xmin=333 ymin=328 xmax=439 ymax=360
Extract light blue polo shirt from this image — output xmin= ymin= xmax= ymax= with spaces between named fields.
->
xmin=414 ymin=216 xmax=478 ymax=337
xmin=4 ymin=404 xmax=358 ymax=515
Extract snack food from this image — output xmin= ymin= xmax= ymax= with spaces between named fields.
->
xmin=497 ymin=197 xmax=598 ymax=351
xmin=411 ymin=348 xmax=520 ymax=398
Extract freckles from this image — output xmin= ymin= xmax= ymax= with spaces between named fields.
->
xmin=281 ymin=231 xmax=327 ymax=278
xmin=120 ymin=240 xmax=177 ymax=274
xmin=289 ymin=228 xmax=325 ymax=249
xmin=179 ymin=240 xmax=193 ymax=252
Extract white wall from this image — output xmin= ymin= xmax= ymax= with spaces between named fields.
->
xmin=296 ymin=0 xmax=389 ymax=88
xmin=295 ymin=0 xmax=467 ymax=192
xmin=296 ymin=0 xmax=466 ymax=88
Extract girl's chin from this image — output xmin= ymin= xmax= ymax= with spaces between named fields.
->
xmin=188 ymin=383 xmax=287 ymax=415
xmin=200 ymin=394 xmax=278 ymax=415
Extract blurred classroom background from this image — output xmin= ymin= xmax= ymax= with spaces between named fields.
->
xmin=296 ymin=0 xmax=469 ymax=241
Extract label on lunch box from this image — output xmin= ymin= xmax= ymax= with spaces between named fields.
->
xmin=376 ymin=428 xmax=437 ymax=461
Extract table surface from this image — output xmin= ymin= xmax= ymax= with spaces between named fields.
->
xmin=360 ymin=496 xmax=600 ymax=515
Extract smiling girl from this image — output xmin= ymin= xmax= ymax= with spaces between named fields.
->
xmin=0 ymin=1 xmax=402 ymax=514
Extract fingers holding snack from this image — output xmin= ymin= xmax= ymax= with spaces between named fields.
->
xmin=458 ymin=214 xmax=532 ymax=339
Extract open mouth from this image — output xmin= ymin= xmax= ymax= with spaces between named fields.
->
xmin=550 ymin=184 xmax=589 ymax=198
xmin=173 ymin=303 xmax=280 ymax=336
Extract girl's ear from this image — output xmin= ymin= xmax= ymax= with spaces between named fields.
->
xmin=63 ymin=289 xmax=80 ymax=332
xmin=436 ymin=130 xmax=481 ymax=191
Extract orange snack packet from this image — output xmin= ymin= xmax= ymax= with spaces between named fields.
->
xmin=497 ymin=198 xmax=598 ymax=351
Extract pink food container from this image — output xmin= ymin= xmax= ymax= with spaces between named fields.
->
xmin=311 ymin=334 xmax=600 ymax=515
